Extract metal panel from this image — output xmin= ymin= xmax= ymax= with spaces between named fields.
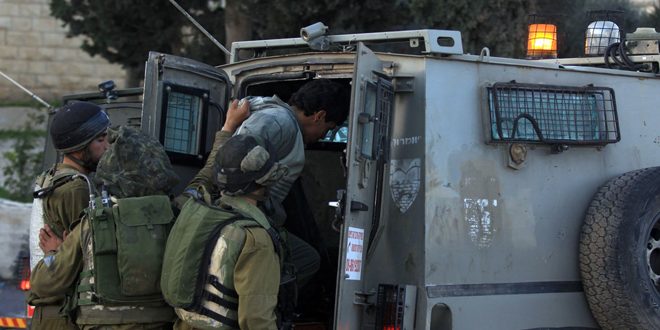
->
xmin=141 ymin=52 xmax=231 ymax=195
xmin=334 ymin=43 xmax=391 ymax=329
xmin=421 ymin=56 xmax=660 ymax=328
xmin=230 ymin=29 xmax=463 ymax=63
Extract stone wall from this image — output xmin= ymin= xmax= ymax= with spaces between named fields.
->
xmin=0 ymin=0 xmax=127 ymax=103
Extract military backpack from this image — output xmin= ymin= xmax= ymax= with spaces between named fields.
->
xmin=161 ymin=195 xmax=285 ymax=329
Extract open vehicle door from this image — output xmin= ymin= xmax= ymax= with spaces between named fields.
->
xmin=142 ymin=52 xmax=231 ymax=193
xmin=335 ymin=43 xmax=393 ymax=328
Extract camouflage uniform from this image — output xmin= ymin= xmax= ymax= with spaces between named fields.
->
xmin=31 ymin=126 xmax=178 ymax=329
xmin=29 ymin=163 xmax=88 ymax=330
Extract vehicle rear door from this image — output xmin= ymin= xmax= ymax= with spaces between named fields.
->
xmin=335 ymin=43 xmax=393 ymax=329
xmin=142 ymin=52 xmax=231 ymax=194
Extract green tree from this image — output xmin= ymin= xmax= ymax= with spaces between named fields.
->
xmin=408 ymin=0 xmax=531 ymax=57
xmin=49 ymin=0 xmax=225 ymax=87
xmin=1 ymin=110 xmax=47 ymax=202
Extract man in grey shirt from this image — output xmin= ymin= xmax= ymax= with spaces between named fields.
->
xmin=186 ymin=79 xmax=350 ymax=287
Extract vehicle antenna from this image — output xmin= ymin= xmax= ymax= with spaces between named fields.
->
xmin=0 ymin=69 xmax=52 ymax=109
xmin=167 ymin=0 xmax=231 ymax=56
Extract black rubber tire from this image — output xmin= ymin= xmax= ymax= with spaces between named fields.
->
xmin=580 ymin=167 xmax=660 ymax=329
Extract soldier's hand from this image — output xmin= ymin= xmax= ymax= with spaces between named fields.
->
xmin=39 ymin=224 xmax=64 ymax=253
xmin=222 ymin=98 xmax=250 ymax=133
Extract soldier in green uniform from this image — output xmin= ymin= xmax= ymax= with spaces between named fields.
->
xmin=29 ymin=101 xmax=110 ymax=330
xmin=173 ymin=133 xmax=288 ymax=330
xmin=31 ymin=126 xmax=179 ymax=330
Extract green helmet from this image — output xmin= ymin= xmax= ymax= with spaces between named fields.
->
xmin=95 ymin=126 xmax=179 ymax=198
xmin=214 ymin=134 xmax=288 ymax=195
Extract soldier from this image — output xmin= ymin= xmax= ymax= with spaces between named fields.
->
xmin=32 ymin=126 xmax=179 ymax=330
xmin=168 ymin=134 xmax=289 ymax=330
xmin=29 ymin=101 xmax=110 ymax=330
xmin=186 ymin=79 xmax=350 ymax=288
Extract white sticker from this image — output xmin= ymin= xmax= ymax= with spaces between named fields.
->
xmin=345 ymin=227 xmax=364 ymax=281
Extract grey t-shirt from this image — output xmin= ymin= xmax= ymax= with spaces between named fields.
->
xmin=236 ymin=96 xmax=305 ymax=206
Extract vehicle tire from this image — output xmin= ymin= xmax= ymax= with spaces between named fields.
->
xmin=580 ymin=167 xmax=660 ymax=329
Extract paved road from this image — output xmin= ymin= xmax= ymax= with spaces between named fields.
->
xmin=0 ymin=281 xmax=26 ymax=318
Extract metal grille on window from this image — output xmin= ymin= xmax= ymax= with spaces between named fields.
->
xmin=487 ymin=82 xmax=620 ymax=145
xmin=375 ymin=78 xmax=393 ymax=160
xmin=163 ymin=91 xmax=201 ymax=154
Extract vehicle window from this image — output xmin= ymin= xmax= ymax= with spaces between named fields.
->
xmin=321 ymin=125 xmax=349 ymax=143
xmin=487 ymin=82 xmax=619 ymax=145
xmin=159 ymin=84 xmax=208 ymax=156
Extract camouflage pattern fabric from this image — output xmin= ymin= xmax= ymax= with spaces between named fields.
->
xmin=95 ymin=126 xmax=179 ymax=198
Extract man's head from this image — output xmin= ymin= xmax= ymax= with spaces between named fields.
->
xmin=215 ymin=134 xmax=288 ymax=197
xmin=289 ymin=79 xmax=350 ymax=144
xmin=50 ymin=101 xmax=110 ymax=172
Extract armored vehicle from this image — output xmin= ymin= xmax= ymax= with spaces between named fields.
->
xmin=41 ymin=23 xmax=660 ymax=329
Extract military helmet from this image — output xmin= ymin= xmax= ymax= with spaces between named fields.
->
xmin=95 ymin=126 xmax=179 ymax=198
xmin=50 ymin=101 xmax=110 ymax=153
xmin=215 ymin=134 xmax=288 ymax=195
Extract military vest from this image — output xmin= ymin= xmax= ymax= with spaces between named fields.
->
xmin=161 ymin=196 xmax=284 ymax=329
xmin=76 ymin=192 xmax=175 ymax=324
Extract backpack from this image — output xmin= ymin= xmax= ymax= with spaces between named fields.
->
xmin=76 ymin=191 xmax=175 ymax=306
xmin=161 ymin=196 xmax=284 ymax=329
xmin=74 ymin=126 xmax=179 ymax=312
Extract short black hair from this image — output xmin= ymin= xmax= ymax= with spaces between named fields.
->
xmin=288 ymin=79 xmax=350 ymax=124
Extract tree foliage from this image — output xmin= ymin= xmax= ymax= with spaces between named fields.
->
xmin=49 ymin=0 xmax=225 ymax=85
xmin=1 ymin=110 xmax=46 ymax=202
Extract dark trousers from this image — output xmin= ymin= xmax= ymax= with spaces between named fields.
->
xmin=287 ymin=233 xmax=320 ymax=287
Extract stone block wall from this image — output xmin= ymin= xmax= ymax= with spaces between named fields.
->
xmin=0 ymin=0 xmax=127 ymax=103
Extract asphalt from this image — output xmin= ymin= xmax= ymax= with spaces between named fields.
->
xmin=0 ymin=281 xmax=26 ymax=318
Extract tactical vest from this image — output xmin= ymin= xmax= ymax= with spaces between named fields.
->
xmin=161 ymin=196 xmax=284 ymax=329
xmin=30 ymin=165 xmax=80 ymax=270
xmin=75 ymin=192 xmax=175 ymax=324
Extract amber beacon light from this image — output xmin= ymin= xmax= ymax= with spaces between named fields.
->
xmin=527 ymin=23 xmax=558 ymax=58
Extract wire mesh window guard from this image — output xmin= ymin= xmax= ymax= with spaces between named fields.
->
xmin=160 ymin=84 xmax=207 ymax=155
xmin=487 ymin=82 xmax=620 ymax=145
xmin=360 ymin=77 xmax=393 ymax=160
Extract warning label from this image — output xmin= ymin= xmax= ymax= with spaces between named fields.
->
xmin=345 ymin=226 xmax=364 ymax=281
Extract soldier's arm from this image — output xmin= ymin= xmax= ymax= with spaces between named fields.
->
xmin=234 ymin=228 xmax=280 ymax=330
xmin=50 ymin=180 xmax=89 ymax=235
xmin=185 ymin=99 xmax=249 ymax=197
xmin=30 ymin=223 xmax=83 ymax=298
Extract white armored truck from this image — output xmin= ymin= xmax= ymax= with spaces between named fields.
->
xmin=43 ymin=23 xmax=660 ymax=329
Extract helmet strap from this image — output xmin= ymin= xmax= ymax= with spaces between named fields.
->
xmin=65 ymin=145 xmax=98 ymax=172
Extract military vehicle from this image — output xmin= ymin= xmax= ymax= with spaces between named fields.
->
xmin=38 ymin=20 xmax=660 ymax=329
